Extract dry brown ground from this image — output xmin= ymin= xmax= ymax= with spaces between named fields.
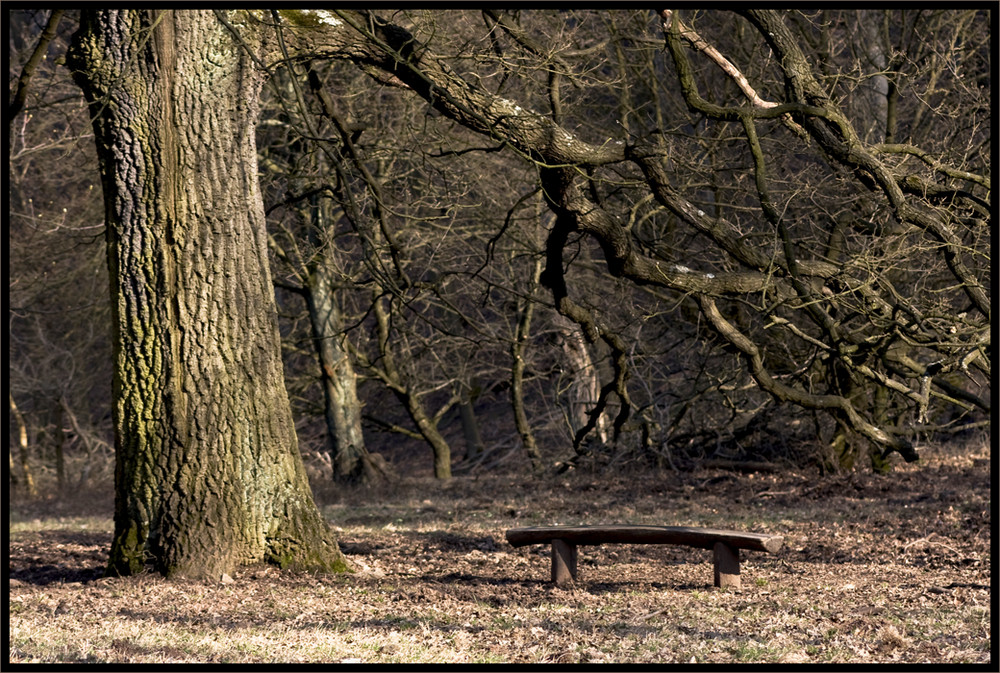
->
xmin=8 ymin=442 xmax=992 ymax=664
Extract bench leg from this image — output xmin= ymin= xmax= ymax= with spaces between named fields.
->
xmin=551 ymin=539 xmax=577 ymax=586
xmin=713 ymin=542 xmax=740 ymax=589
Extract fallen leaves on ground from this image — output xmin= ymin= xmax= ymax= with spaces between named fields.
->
xmin=8 ymin=443 xmax=991 ymax=664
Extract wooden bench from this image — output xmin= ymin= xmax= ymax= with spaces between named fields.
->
xmin=506 ymin=525 xmax=783 ymax=589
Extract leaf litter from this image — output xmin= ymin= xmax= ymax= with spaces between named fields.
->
xmin=8 ymin=442 xmax=991 ymax=664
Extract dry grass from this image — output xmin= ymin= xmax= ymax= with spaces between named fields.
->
xmin=8 ymin=442 xmax=991 ymax=664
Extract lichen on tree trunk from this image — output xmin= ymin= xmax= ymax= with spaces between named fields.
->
xmin=68 ymin=9 xmax=347 ymax=579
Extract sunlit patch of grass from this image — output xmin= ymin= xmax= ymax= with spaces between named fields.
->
xmin=9 ymin=513 xmax=114 ymax=535
xmin=728 ymin=640 xmax=780 ymax=662
xmin=9 ymin=448 xmax=991 ymax=665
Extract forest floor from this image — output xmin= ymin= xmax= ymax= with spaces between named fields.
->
xmin=8 ymin=441 xmax=992 ymax=665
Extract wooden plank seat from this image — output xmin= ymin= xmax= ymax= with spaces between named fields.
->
xmin=506 ymin=525 xmax=783 ymax=588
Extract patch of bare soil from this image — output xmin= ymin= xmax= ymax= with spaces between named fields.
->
xmin=8 ymin=445 xmax=991 ymax=664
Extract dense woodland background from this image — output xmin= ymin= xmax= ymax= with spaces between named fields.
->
xmin=8 ymin=9 xmax=990 ymax=497
xmin=7 ymin=10 xmax=992 ymax=663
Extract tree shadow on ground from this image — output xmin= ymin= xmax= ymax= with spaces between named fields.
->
xmin=9 ymin=530 xmax=109 ymax=585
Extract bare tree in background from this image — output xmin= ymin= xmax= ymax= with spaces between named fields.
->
xmin=297 ymin=8 xmax=988 ymax=469
xmin=9 ymin=10 xmax=989 ymax=578
xmin=8 ymin=9 xmax=113 ymax=495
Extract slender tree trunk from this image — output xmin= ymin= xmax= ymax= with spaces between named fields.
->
xmin=305 ymin=266 xmax=382 ymax=484
xmin=302 ymin=192 xmax=390 ymax=485
xmin=458 ymin=390 xmax=485 ymax=460
xmin=68 ymin=9 xmax=346 ymax=579
xmin=372 ymin=294 xmax=452 ymax=479
xmin=511 ymin=257 xmax=544 ymax=472
xmin=851 ymin=11 xmax=890 ymax=144
xmin=556 ymin=316 xmax=610 ymax=446
xmin=7 ymin=445 xmax=14 ymax=493
xmin=410 ymin=398 xmax=454 ymax=480
xmin=9 ymin=392 xmax=37 ymax=497
xmin=53 ymin=399 xmax=66 ymax=493
xmin=869 ymin=383 xmax=893 ymax=473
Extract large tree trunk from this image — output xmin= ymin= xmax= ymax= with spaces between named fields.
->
xmin=68 ymin=9 xmax=346 ymax=579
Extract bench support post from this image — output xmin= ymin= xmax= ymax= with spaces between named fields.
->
xmin=551 ymin=539 xmax=577 ymax=586
xmin=713 ymin=542 xmax=740 ymax=588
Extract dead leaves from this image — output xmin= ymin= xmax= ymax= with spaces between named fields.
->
xmin=7 ymin=444 xmax=991 ymax=663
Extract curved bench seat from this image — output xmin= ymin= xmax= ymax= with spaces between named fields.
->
xmin=506 ymin=524 xmax=784 ymax=588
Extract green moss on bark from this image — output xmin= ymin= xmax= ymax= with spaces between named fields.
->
xmin=266 ymin=538 xmax=351 ymax=574
xmin=107 ymin=520 xmax=147 ymax=576
xmin=75 ymin=8 xmax=350 ymax=582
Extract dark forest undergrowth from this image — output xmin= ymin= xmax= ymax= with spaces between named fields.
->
xmin=8 ymin=440 xmax=991 ymax=664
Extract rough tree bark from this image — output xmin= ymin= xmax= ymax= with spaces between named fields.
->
xmin=68 ymin=9 xmax=346 ymax=578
